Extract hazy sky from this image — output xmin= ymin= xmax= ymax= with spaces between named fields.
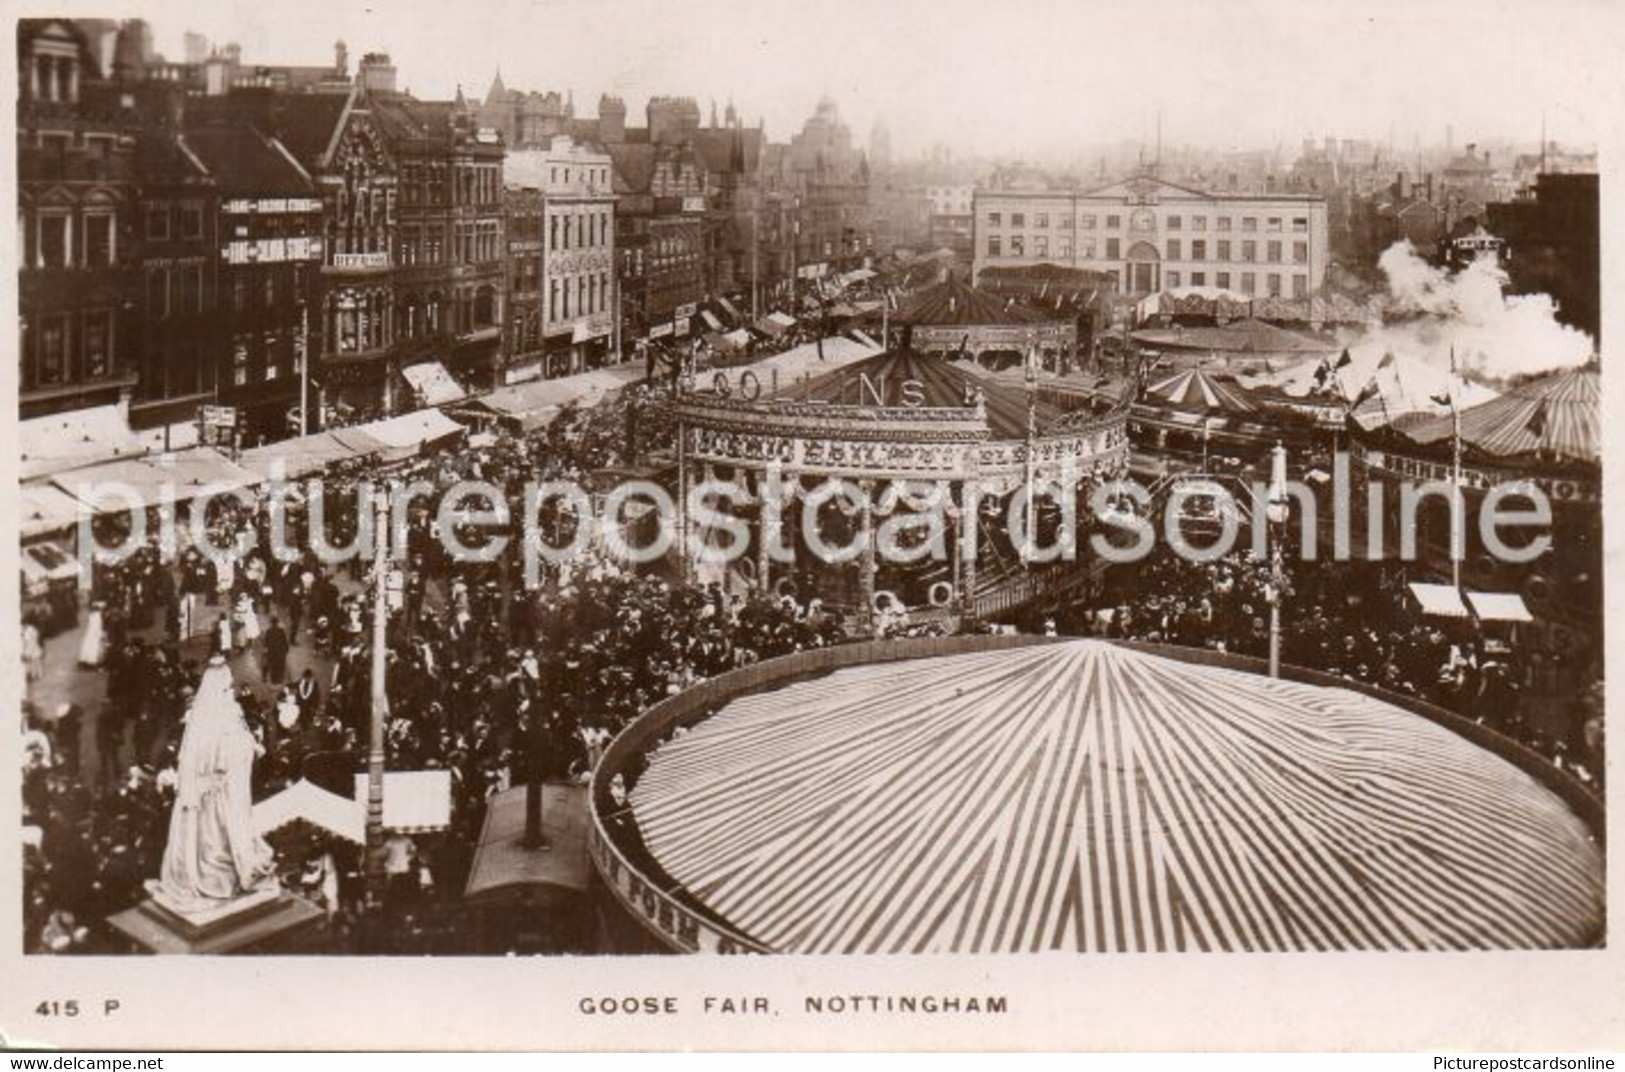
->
xmin=94 ymin=0 xmax=1623 ymax=158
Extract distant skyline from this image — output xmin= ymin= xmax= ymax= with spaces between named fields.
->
xmin=94 ymin=0 xmax=1620 ymax=159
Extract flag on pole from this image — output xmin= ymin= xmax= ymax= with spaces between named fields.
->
xmin=1526 ymin=397 xmax=1549 ymax=438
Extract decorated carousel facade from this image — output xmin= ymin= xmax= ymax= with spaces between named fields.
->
xmin=667 ymin=341 xmax=1131 ymax=627
xmin=590 ymin=637 xmax=1603 ymax=953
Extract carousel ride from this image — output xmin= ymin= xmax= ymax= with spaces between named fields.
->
xmin=665 ymin=335 xmax=1131 ymax=629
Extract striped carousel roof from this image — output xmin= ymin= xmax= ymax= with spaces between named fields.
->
xmin=1403 ymin=366 xmax=1600 ymax=464
xmin=631 ymin=641 xmax=1602 ymax=953
xmin=1144 ymin=368 xmax=1258 ymax=414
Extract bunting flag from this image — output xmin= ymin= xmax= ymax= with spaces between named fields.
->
xmin=1378 ymin=351 xmax=1396 ymax=369
xmin=1352 ymin=378 xmax=1382 ymax=408
xmin=1336 ymin=348 xmax=1353 ymax=370
xmin=1430 ymin=390 xmax=1453 ymax=409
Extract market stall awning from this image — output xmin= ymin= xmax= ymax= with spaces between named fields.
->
xmin=756 ymin=311 xmax=797 ymax=337
xmin=353 ymin=771 xmax=452 ymax=833
xmin=341 ymin=409 xmax=465 ymax=460
xmin=52 ymin=447 xmax=263 ymax=513
xmin=1467 ymin=591 xmax=1534 ymax=623
xmin=20 ymin=405 xmax=147 ymax=482
xmin=22 ymin=541 xmax=82 ymax=586
xmin=400 ymin=361 xmax=467 ymax=407
xmin=240 ymin=430 xmax=381 ymax=480
xmin=21 ymin=482 xmax=89 ymax=541
xmin=255 ymin=771 xmax=453 ymax=844
xmin=1409 ymin=582 xmax=1471 ymax=619
xmin=254 ymin=778 xmax=364 ymax=843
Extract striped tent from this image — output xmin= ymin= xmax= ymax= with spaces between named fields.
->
xmin=631 ymin=641 xmax=1601 ymax=953
xmin=1144 ymin=368 xmax=1258 ymax=414
xmin=1402 ymin=366 xmax=1599 ymax=464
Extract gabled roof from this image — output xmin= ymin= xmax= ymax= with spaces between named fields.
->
xmin=265 ymin=91 xmax=353 ymax=170
xmin=1080 ymin=173 xmax=1214 ymax=200
xmin=603 ymin=142 xmax=656 ymax=194
xmin=182 ymin=121 xmax=312 ymax=195
xmin=691 ymin=127 xmax=762 ymax=174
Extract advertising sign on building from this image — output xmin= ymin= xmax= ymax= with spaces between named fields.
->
xmin=675 ymin=302 xmax=698 ymax=320
xmin=674 ymin=317 xmax=691 ymax=337
xmin=649 ymin=322 xmax=674 ymax=339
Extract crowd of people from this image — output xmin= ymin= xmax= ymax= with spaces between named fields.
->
xmin=17 ymin=307 xmax=1605 ymax=953
xmin=19 ymin=403 xmax=853 ymax=954
xmin=1045 ymin=543 xmax=1604 ymax=788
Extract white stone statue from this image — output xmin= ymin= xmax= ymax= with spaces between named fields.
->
xmin=150 ymin=655 xmax=276 ymax=917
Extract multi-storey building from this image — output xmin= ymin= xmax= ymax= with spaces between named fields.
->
xmin=17 ymin=18 xmax=143 ymax=428
xmin=926 ymin=182 xmax=974 ymax=258
xmin=183 ymin=118 xmax=324 ymax=442
xmin=973 ymin=173 xmax=1329 ymax=300
xmin=124 ymin=81 xmax=223 ymax=449
xmin=375 ymin=89 xmax=506 ymax=392
xmin=604 ymin=140 xmax=707 ymax=349
xmin=784 ymin=96 xmax=871 ymax=282
xmin=502 ymin=186 xmax=546 ymax=382
xmin=505 ymin=137 xmax=616 ymax=376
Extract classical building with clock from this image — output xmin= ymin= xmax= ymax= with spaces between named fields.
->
xmin=971 ymin=172 xmax=1329 ymax=301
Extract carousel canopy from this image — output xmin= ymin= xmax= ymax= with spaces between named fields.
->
xmin=1402 ymin=367 xmax=1599 ymax=465
xmin=783 ymin=348 xmax=1061 ymax=439
xmin=1144 ymin=368 xmax=1258 ymax=414
xmin=898 ymin=276 xmax=1054 ymax=327
xmin=630 ymin=641 xmax=1601 ymax=953
xmin=1132 ymin=317 xmax=1334 ymax=355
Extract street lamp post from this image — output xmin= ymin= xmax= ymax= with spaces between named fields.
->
xmin=1265 ymin=441 xmax=1290 ymax=679
xmin=364 ymin=486 xmax=391 ymax=909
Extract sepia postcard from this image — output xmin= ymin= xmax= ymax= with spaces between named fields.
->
xmin=2 ymin=0 xmax=1623 ymax=1051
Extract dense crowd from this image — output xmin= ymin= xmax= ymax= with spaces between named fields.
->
xmin=1048 ymin=543 xmax=1604 ymax=788
xmin=17 ymin=324 xmax=1605 ymax=953
xmin=19 ymin=406 xmax=849 ymax=953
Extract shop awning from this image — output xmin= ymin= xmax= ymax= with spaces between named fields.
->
xmin=400 ymin=361 xmax=467 ymax=407
xmin=716 ymin=295 xmax=743 ymax=323
xmin=1467 ymin=591 xmax=1534 ymax=623
xmin=52 ymin=447 xmax=264 ymax=514
xmin=21 ymin=482 xmax=89 ymax=541
xmin=1409 ymin=582 xmax=1471 ymax=619
xmin=476 ymin=364 xmax=642 ymax=431
xmin=699 ymin=309 xmax=723 ymax=332
xmin=20 ymin=405 xmax=147 ymax=481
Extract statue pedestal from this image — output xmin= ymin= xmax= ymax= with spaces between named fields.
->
xmin=108 ymin=888 xmax=326 ymax=955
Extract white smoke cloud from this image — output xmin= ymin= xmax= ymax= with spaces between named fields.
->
xmin=1345 ymin=241 xmax=1595 ymax=384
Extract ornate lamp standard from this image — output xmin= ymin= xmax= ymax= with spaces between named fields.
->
xmin=1265 ymin=441 xmax=1291 ymax=679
